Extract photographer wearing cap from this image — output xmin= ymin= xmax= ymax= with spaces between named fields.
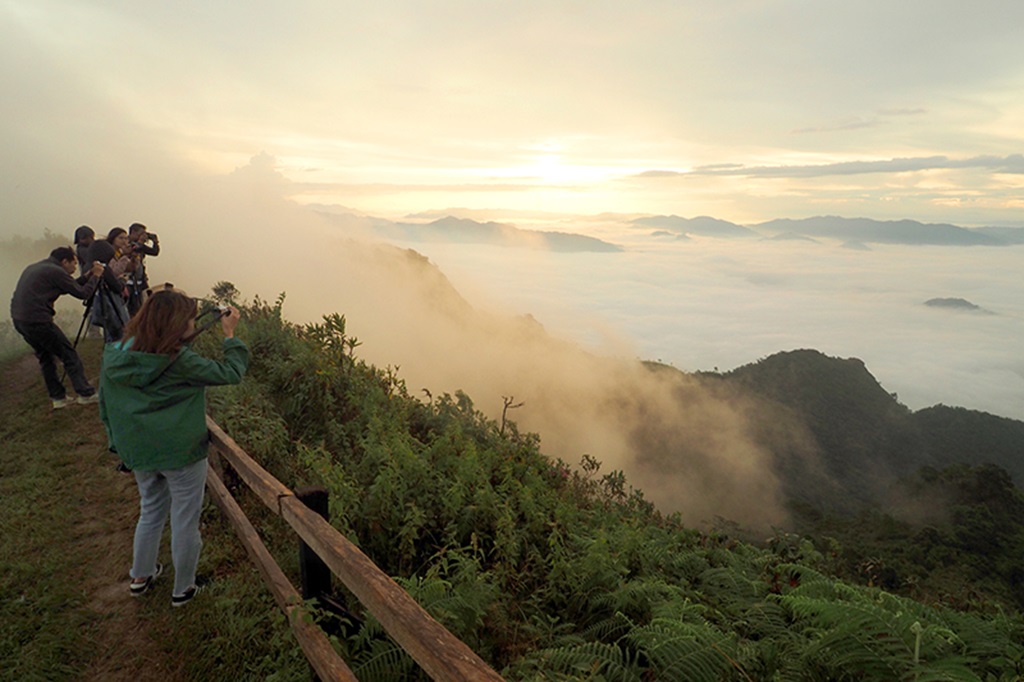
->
xmin=10 ymin=246 xmax=105 ymax=409
xmin=100 ymin=287 xmax=246 ymax=607
xmin=73 ymin=225 xmax=95 ymax=275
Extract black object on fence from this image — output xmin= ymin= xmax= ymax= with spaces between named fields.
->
xmin=295 ymin=487 xmax=360 ymax=633
xmin=296 ymin=486 xmax=333 ymax=600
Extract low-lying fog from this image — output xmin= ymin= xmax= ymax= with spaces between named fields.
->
xmin=388 ymin=230 xmax=1024 ymax=422
xmin=5 ymin=159 xmax=1022 ymax=528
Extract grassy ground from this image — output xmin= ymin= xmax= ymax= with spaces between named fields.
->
xmin=0 ymin=340 xmax=311 ymax=681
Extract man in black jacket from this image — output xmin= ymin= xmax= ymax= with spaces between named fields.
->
xmin=126 ymin=223 xmax=159 ymax=314
xmin=10 ymin=246 xmax=105 ymax=409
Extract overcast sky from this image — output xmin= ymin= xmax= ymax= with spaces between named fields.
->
xmin=3 ymin=0 xmax=1024 ymax=227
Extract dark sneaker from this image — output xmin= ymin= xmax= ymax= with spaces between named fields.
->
xmin=171 ymin=583 xmax=204 ymax=608
xmin=116 ymin=461 xmax=133 ymax=474
xmin=129 ymin=563 xmax=163 ymax=596
xmin=77 ymin=394 xmax=100 ymax=405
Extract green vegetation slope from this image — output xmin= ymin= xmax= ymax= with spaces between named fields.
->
xmin=202 ymin=295 xmax=1024 ymax=680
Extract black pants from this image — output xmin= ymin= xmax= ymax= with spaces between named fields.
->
xmin=127 ymin=277 xmax=147 ymax=316
xmin=13 ymin=319 xmax=95 ymax=400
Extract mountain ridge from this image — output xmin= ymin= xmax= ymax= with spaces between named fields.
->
xmin=689 ymin=349 xmax=1024 ymax=512
xmin=751 ymin=216 xmax=1006 ymax=246
xmin=314 ymin=206 xmax=1024 ymax=249
xmin=634 ymin=214 xmax=1022 ymax=245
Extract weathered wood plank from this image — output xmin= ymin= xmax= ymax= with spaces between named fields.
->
xmin=206 ymin=464 xmax=359 ymax=682
xmin=207 ymin=416 xmax=505 ymax=682
xmin=279 ymin=498 xmax=505 ymax=681
xmin=207 ymin=417 xmax=292 ymax=511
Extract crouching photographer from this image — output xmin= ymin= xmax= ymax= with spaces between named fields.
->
xmin=99 ymin=286 xmax=247 ymax=607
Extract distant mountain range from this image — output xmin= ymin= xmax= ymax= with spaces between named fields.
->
xmin=314 ymin=207 xmax=1024 ymax=250
xmin=321 ymin=213 xmax=622 ymax=252
xmin=751 ymin=216 xmax=1014 ymax=246
xmin=633 ymin=215 xmax=760 ymax=239
xmin=635 ymin=214 xmax=1024 ymax=246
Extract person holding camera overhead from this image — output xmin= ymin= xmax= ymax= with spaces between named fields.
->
xmin=126 ymin=222 xmax=159 ymax=314
xmin=100 ymin=286 xmax=246 ymax=607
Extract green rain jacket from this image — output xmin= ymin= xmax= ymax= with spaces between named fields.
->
xmin=99 ymin=337 xmax=249 ymax=471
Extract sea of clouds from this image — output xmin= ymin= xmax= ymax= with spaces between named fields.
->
xmin=383 ymin=227 xmax=1024 ymax=422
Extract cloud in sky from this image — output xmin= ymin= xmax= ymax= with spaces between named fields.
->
xmin=636 ymin=154 xmax=1024 ymax=179
xmin=4 ymin=1 xmax=1024 ymax=225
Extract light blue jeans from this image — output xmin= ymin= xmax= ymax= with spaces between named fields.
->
xmin=130 ymin=457 xmax=208 ymax=597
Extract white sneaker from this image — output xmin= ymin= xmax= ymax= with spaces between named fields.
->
xmin=171 ymin=583 xmax=204 ymax=608
xmin=51 ymin=397 xmax=75 ymax=409
xmin=129 ymin=563 xmax=164 ymax=596
xmin=77 ymin=394 xmax=100 ymax=405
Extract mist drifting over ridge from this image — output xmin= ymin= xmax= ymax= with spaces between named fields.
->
xmin=4 ymin=151 xmax=1023 ymax=528
xmin=0 ymin=153 xmax=802 ymax=527
xmin=5 ymin=0 xmax=1024 ymax=533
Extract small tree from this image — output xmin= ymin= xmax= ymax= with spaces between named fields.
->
xmin=211 ymin=281 xmax=240 ymax=305
xmin=499 ymin=395 xmax=523 ymax=436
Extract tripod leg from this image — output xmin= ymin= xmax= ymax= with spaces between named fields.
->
xmin=61 ymin=289 xmax=98 ymax=384
xmin=100 ymin=285 xmax=129 ymax=342
xmin=72 ymin=298 xmax=94 ymax=350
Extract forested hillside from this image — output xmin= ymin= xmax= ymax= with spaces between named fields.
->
xmin=199 ymin=292 xmax=1024 ymax=680
xmin=701 ymin=349 xmax=1024 ymax=507
xmin=693 ymin=349 xmax=1024 ymax=616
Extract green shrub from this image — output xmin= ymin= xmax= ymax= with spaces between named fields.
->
xmin=202 ymin=292 xmax=1024 ymax=681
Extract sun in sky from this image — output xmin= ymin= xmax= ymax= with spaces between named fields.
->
xmin=3 ymin=1 xmax=1024 ymax=227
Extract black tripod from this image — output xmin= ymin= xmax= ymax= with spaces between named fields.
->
xmin=61 ymin=282 xmax=113 ymax=385
xmin=69 ymin=278 xmax=128 ymax=352
xmin=71 ymin=284 xmax=101 ymax=351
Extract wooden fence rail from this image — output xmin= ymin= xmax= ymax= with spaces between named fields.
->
xmin=205 ymin=416 xmax=505 ymax=682
xmin=205 ymin=466 xmax=358 ymax=681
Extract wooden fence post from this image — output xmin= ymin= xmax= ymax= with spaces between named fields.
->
xmin=207 ymin=416 xmax=505 ymax=681
xmin=296 ymin=486 xmax=332 ymax=600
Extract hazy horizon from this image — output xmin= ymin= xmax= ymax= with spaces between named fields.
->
xmin=4 ymin=2 xmax=1023 ymax=524
xmin=368 ymin=220 xmax=1023 ymax=421
xmin=3 ymin=160 xmax=1021 ymax=526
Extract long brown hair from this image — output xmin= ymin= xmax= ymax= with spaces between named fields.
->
xmin=122 ymin=287 xmax=197 ymax=355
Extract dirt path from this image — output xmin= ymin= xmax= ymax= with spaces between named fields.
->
xmin=2 ymin=346 xmax=184 ymax=681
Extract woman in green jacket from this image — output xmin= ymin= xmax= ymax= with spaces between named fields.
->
xmin=100 ymin=287 xmax=247 ymax=607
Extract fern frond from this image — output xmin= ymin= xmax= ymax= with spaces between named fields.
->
xmin=579 ymin=611 xmax=635 ymax=643
xmin=699 ymin=566 xmax=762 ymax=601
xmin=738 ymin=600 xmax=791 ymax=640
xmin=626 ymin=618 xmax=737 ymax=682
xmin=591 ymin=578 xmax=688 ymax=622
xmin=351 ymin=637 xmax=415 ymax=682
xmin=781 ymin=593 xmax=988 ymax=681
xmin=532 ymin=641 xmax=644 ymax=682
xmin=910 ymin=657 xmax=982 ymax=682
xmin=773 ymin=562 xmax=841 ymax=600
